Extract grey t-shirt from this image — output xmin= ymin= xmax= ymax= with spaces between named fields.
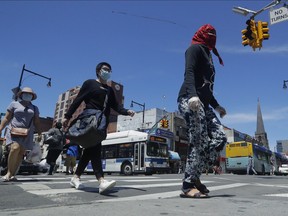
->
xmin=5 ymin=101 xmax=39 ymax=150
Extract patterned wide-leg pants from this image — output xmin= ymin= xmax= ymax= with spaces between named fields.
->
xmin=178 ymin=97 xmax=227 ymax=191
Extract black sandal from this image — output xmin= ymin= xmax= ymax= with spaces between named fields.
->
xmin=195 ymin=179 xmax=210 ymax=194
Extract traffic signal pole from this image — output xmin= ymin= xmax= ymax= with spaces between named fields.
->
xmin=250 ymin=0 xmax=282 ymax=20
xmin=234 ymin=0 xmax=282 ymax=50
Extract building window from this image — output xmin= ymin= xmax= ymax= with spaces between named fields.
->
xmin=59 ymin=110 xmax=63 ymax=118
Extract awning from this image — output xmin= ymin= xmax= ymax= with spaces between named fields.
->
xmin=169 ymin=151 xmax=181 ymax=160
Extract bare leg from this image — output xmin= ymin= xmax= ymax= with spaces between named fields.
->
xmin=6 ymin=142 xmax=25 ymax=178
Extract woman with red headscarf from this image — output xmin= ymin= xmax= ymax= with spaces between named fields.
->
xmin=177 ymin=24 xmax=227 ymax=198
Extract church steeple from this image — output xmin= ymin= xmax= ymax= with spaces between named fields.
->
xmin=255 ymin=98 xmax=269 ymax=149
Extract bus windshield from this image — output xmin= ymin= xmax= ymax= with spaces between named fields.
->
xmin=147 ymin=141 xmax=168 ymax=157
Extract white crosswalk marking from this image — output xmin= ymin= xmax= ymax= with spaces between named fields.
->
xmin=93 ymin=183 xmax=249 ymax=203
xmin=16 ymin=176 xmax=288 ymax=202
xmin=264 ymin=193 xmax=288 ymax=197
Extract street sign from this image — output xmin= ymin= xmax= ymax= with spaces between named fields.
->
xmin=270 ymin=6 xmax=288 ymax=25
xmin=155 ymin=128 xmax=174 ymax=138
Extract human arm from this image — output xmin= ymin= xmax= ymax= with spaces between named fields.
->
xmin=109 ymin=87 xmax=135 ymax=117
xmin=0 ymin=110 xmax=13 ymax=135
xmin=184 ymin=45 xmax=203 ymax=111
xmin=209 ymin=96 xmax=226 ymax=118
xmin=64 ymin=80 xmax=90 ymax=120
xmin=184 ymin=46 xmax=199 ymax=99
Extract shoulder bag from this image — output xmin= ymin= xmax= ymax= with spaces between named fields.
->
xmin=44 ymin=128 xmax=64 ymax=147
xmin=65 ymin=89 xmax=109 ymax=149
xmin=10 ymin=105 xmax=35 ymax=138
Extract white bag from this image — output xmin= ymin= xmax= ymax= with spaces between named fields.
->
xmin=26 ymin=143 xmax=42 ymax=164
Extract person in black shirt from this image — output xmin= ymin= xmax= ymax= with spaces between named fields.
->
xmin=178 ymin=24 xmax=227 ymax=198
xmin=63 ymin=62 xmax=135 ymax=194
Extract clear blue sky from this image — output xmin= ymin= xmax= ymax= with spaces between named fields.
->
xmin=1 ymin=1 xmax=287 ymax=151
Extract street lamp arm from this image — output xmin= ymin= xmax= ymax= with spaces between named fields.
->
xmin=131 ymin=100 xmax=145 ymax=108
xmin=233 ymin=0 xmax=282 ymax=19
xmin=15 ymin=64 xmax=52 ymax=100
xmin=251 ymin=0 xmax=281 ymax=19
xmin=19 ymin=64 xmax=52 ymax=89
xmin=23 ymin=68 xmax=51 ymax=81
xmin=130 ymin=100 xmax=146 ymax=126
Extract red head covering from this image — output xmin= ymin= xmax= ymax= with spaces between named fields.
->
xmin=191 ymin=24 xmax=224 ymax=66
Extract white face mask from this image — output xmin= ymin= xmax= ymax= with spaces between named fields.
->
xmin=21 ymin=93 xmax=33 ymax=102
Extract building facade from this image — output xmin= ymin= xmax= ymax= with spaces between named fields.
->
xmin=276 ymin=140 xmax=288 ymax=154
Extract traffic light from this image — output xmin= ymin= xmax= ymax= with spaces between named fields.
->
xmin=249 ymin=19 xmax=258 ymax=42
xmin=163 ymin=119 xmax=169 ymax=128
xmin=257 ymin=21 xmax=270 ymax=41
xmin=159 ymin=119 xmax=164 ymax=128
xmin=241 ymin=29 xmax=250 ymax=46
xmin=241 ymin=19 xmax=257 ymax=47
xmin=242 ymin=19 xmax=270 ymax=51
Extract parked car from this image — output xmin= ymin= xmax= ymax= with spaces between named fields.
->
xmin=18 ymin=160 xmax=40 ymax=175
xmin=278 ymin=164 xmax=288 ymax=176
xmin=1 ymin=143 xmax=45 ymax=176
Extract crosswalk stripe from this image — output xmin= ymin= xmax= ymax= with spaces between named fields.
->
xmin=20 ymin=180 xmax=237 ymax=197
xmin=14 ymin=176 xmax=288 ymax=201
xmin=93 ymin=183 xmax=249 ymax=203
xmin=264 ymin=193 xmax=288 ymax=197
xmin=19 ymin=182 xmax=183 ymax=195
xmin=253 ymin=183 xmax=288 ymax=188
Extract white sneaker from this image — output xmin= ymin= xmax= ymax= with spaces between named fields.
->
xmin=70 ymin=177 xmax=84 ymax=189
xmin=99 ymin=179 xmax=116 ymax=194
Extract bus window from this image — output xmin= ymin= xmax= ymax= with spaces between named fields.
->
xmin=118 ymin=143 xmax=133 ymax=158
xmin=147 ymin=142 xmax=160 ymax=156
xmin=103 ymin=145 xmax=117 ymax=159
xmin=241 ymin=142 xmax=247 ymax=147
xmin=159 ymin=144 xmax=169 ymax=157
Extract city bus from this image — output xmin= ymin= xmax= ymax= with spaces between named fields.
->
xmin=86 ymin=130 xmax=170 ymax=175
xmin=225 ymin=141 xmax=272 ymax=175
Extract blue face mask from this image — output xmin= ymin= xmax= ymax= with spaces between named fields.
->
xmin=21 ymin=93 xmax=33 ymax=102
xmin=99 ymin=69 xmax=111 ymax=81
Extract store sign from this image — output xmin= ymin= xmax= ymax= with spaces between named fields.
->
xmin=155 ymin=128 xmax=174 ymax=138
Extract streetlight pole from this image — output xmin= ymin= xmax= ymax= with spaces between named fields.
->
xmin=283 ymin=80 xmax=288 ymax=89
xmin=130 ymin=100 xmax=145 ymax=128
xmin=15 ymin=64 xmax=52 ymax=100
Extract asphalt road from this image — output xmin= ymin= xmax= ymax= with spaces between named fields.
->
xmin=1 ymin=173 xmax=288 ymax=216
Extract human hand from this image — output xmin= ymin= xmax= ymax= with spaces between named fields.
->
xmin=188 ymin=97 xmax=202 ymax=112
xmin=127 ymin=110 xmax=135 ymax=117
xmin=215 ymin=106 xmax=226 ymax=118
